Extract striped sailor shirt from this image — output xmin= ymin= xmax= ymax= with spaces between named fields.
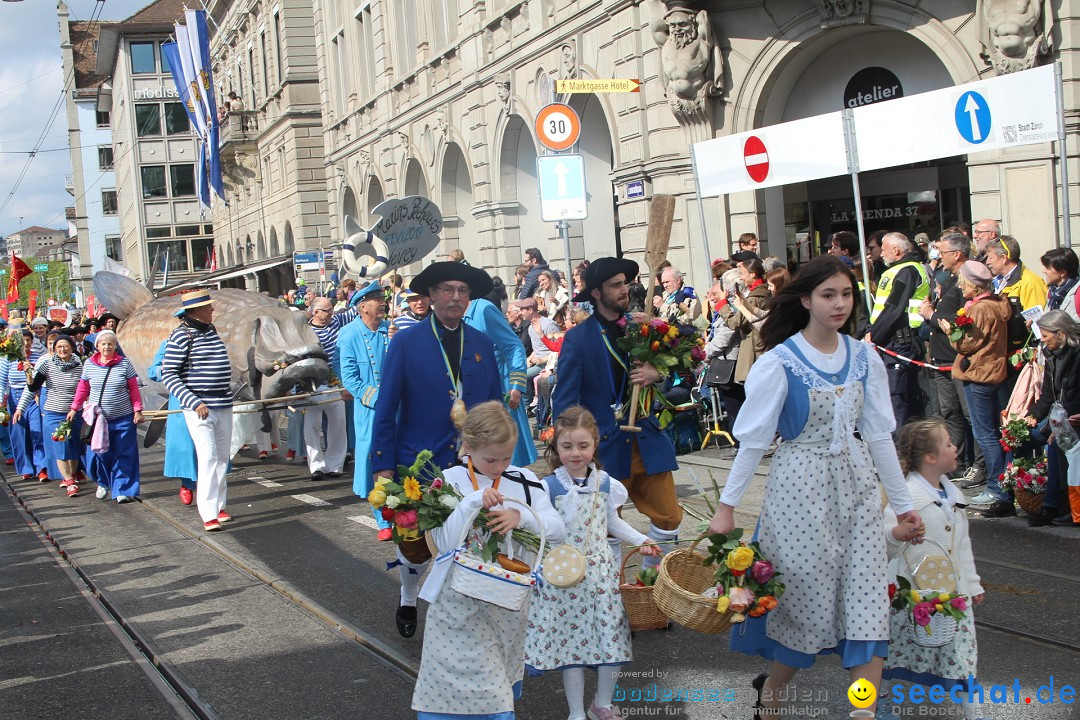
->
xmin=74 ymin=356 xmax=141 ymax=419
xmin=19 ymin=356 xmax=82 ymax=414
xmin=310 ymin=307 xmax=358 ymax=373
xmin=0 ymin=349 xmax=42 ymax=400
xmin=159 ymin=322 xmax=233 ymax=411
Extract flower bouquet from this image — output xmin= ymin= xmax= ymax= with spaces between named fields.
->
xmin=1009 ymin=344 xmax=1037 ymax=370
xmin=890 ymin=575 xmax=968 ymax=647
xmin=947 ymin=308 xmax=975 ymax=342
xmin=0 ymin=333 xmax=24 ymax=361
xmin=614 ymin=316 xmax=706 ymax=427
xmin=999 ymin=414 xmax=1032 ymax=452
xmin=701 ymin=529 xmax=784 ymax=623
xmin=51 ymin=419 xmax=72 ymax=442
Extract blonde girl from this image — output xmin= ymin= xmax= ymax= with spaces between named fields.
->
xmin=525 ymin=406 xmax=659 ymax=720
xmin=880 ymin=419 xmax=985 ymax=720
xmin=412 ymin=401 xmax=566 ymax=720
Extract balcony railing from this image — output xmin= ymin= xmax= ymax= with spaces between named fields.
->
xmin=219 ymin=111 xmax=259 ymax=147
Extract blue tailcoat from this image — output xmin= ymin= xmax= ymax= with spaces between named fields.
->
xmin=464 ymin=299 xmax=538 ymax=467
xmin=372 ymin=315 xmax=502 ymax=473
xmin=338 ymin=318 xmax=389 ymax=499
xmin=552 ymin=314 xmax=678 ymax=480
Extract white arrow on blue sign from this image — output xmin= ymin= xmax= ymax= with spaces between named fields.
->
xmin=537 ymin=154 xmax=588 ymax=222
xmin=955 ymin=91 xmax=991 ymax=145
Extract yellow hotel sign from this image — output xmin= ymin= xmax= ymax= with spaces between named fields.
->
xmin=555 ymin=78 xmax=641 ymax=94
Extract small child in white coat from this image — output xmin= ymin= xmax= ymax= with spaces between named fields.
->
xmin=881 ymin=419 xmax=986 ymax=720
xmin=524 ymin=406 xmax=660 ymax=720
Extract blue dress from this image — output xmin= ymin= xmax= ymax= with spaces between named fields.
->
xmin=0 ymin=354 xmax=46 ymax=477
xmin=464 ymin=299 xmax=537 ymax=467
xmin=148 ymin=340 xmax=197 ymax=488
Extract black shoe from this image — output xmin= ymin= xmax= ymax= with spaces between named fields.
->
xmin=981 ymin=499 xmax=1016 ymax=518
xmin=1052 ymin=513 xmax=1080 ymax=526
xmin=960 ymin=467 xmax=987 ymax=489
xmin=752 ymin=672 xmax=769 ymax=720
xmin=396 ymin=605 xmax=418 ymax=638
xmin=1027 ymin=507 xmax=1056 ymax=526
xmin=326 ymin=471 xmax=342 ymax=478
xmin=311 ymin=470 xmax=325 ymax=481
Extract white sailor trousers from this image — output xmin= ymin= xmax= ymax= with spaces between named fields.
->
xmin=183 ymin=407 xmax=234 ymax=522
xmin=304 ymin=391 xmax=347 ymax=473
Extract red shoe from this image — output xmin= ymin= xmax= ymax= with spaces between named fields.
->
xmin=59 ymin=478 xmax=75 ymax=488
xmin=179 ymin=487 xmax=193 ymax=505
xmin=204 ymin=519 xmax=221 ymax=532
xmin=217 ymin=511 xmax=232 ymax=523
xmin=75 ymin=470 xmax=87 ymax=482
xmin=285 ymin=449 xmax=296 ymax=461
xmin=37 ymin=470 xmax=49 ymax=482
xmin=66 ymin=483 xmax=79 ymax=498
xmin=377 ymin=528 xmax=393 ymax=542
xmin=5 ymin=458 xmax=13 ymax=465
xmin=21 ymin=474 xmax=32 ymax=481
xmin=271 ymin=443 xmax=279 ymax=451
xmin=258 ymin=451 xmax=269 ymax=460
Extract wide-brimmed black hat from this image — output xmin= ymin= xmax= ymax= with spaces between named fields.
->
xmin=572 ymin=256 xmax=639 ymax=303
xmin=410 ymin=261 xmax=493 ymax=299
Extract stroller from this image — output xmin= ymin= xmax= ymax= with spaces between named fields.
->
xmin=693 ymin=367 xmax=735 ymax=451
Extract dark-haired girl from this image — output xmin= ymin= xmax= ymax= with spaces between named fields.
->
xmin=707 ymin=255 xmax=922 ymax=718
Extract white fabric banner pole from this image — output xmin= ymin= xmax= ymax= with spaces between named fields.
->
xmin=1056 ymin=61 xmax=1073 ymax=248
xmin=690 ymin=143 xmax=713 ymax=295
xmin=843 ymin=109 xmax=875 ymax=313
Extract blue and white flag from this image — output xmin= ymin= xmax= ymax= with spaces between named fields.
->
xmin=172 ymin=24 xmax=208 ymax=143
xmin=185 ymin=9 xmax=226 ymax=204
xmin=161 ymin=42 xmax=199 ymax=129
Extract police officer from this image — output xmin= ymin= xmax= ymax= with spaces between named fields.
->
xmin=866 ymin=232 xmax=931 ymax=428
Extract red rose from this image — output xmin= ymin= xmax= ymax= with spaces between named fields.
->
xmin=380 ymin=506 xmax=395 ymax=521
xmin=888 ymin=583 xmax=897 ymax=600
xmin=730 ymin=568 xmax=745 ymax=577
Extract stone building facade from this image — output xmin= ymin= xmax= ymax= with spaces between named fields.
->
xmin=309 ymin=0 xmax=1076 ymax=291
xmin=205 ymin=0 xmax=331 ymax=296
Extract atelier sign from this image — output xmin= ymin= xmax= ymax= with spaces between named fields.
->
xmin=844 ymin=67 xmax=903 ymax=109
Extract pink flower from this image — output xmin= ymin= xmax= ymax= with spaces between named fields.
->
xmin=950 ymin=597 xmax=968 ymax=612
xmin=912 ymin=602 xmax=933 ymax=627
xmin=727 ymin=585 xmax=756 ymax=611
xmin=430 ymin=478 xmax=443 ymax=490
xmin=690 ymin=345 xmax=706 ymax=362
xmin=615 ymin=316 xmax=628 ymax=329
xmin=394 ymin=508 xmax=419 ymax=529
xmin=750 ymin=560 xmax=774 ymax=584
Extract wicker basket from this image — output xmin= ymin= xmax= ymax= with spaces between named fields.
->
xmin=654 ymin=535 xmax=733 ymax=635
xmin=900 ymin=538 xmax=960 ymax=648
xmin=1014 ymin=487 xmax=1044 ymax=516
xmin=618 ymin=547 xmax=669 ymax=631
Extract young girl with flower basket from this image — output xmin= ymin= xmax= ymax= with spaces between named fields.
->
xmin=705 ymin=256 xmax=921 ymax=719
xmin=881 ymin=419 xmax=986 ymax=720
xmin=524 ymin=406 xmax=660 ymax=720
xmin=412 ymin=401 xmax=566 ymax=720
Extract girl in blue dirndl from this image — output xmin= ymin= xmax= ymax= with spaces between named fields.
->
xmin=707 ymin=256 xmax=924 ymax=718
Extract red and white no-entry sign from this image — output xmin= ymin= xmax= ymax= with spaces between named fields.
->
xmin=743 ymin=136 xmax=769 ymax=183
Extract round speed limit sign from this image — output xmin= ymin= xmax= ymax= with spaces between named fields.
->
xmin=535 ymin=103 xmax=581 ymax=152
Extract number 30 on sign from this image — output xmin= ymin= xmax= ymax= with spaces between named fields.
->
xmin=535 ymin=103 xmax=581 ymax=152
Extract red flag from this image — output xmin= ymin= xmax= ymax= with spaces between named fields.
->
xmin=86 ymin=295 xmax=97 ymax=318
xmin=0 ymin=300 xmax=8 ymax=322
xmin=27 ymin=290 xmax=37 ymax=319
xmin=209 ymin=249 xmax=217 ymax=272
xmin=7 ymin=252 xmax=33 ymax=302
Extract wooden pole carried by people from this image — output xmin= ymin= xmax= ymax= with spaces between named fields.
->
xmin=620 ymin=193 xmax=675 ymax=432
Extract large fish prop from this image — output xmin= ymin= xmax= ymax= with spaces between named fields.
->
xmin=92 ymin=271 xmax=330 ymax=404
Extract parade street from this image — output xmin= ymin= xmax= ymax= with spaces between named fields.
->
xmin=4 ymin=437 xmax=1080 ymax=720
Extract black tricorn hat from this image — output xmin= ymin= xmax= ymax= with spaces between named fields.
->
xmin=410 ymin=261 xmax=494 ymax=299
xmin=572 ymin=256 xmax=639 ymax=303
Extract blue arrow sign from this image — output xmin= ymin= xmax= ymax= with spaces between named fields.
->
xmin=537 ymin=154 xmax=587 ymax=222
xmin=955 ymin=91 xmax=991 ymax=145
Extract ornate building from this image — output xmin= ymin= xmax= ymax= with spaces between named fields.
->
xmin=308 ymin=0 xmax=1073 ymax=289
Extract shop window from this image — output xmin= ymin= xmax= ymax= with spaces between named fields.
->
xmin=164 ymin=103 xmax=189 ymax=134
xmin=130 ymin=42 xmax=156 ymax=74
xmin=148 ymin=240 xmax=190 ymax=273
xmin=191 ymin=236 xmax=215 ymax=270
xmin=141 ymin=165 xmax=167 ymax=198
xmin=135 ymin=104 xmax=162 ymax=137
xmin=101 ymin=189 xmax=118 ymax=215
xmin=170 ymin=165 xmax=196 ymax=197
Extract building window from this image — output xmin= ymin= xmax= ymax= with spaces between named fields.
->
xmin=277 ymin=146 xmax=287 ymax=188
xmin=135 ymin=104 xmax=162 ymax=136
xmin=141 ymin=165 xmax=167 ymax=198
xmin=170 ymin=165 xmax=196 ymax=197
xmin=159 ymin=42 xmax=172 ymax=74
xmin=356 ymin=4 xmax=377 ymax=100
xmin=146 ymin=227 xmax=171 ymax=238
xmin=191 ymin=237 xmax=215 ymax=270
xmin=394 ymin=5 xmax=419 ymax=77
xmin=175 ymin=224 xmax=201 ymax=236
xmin=105 ymin=235 xmax=123 ymax=261
xmin=273 ymin=12 xmax=284 ymax=82
xmin=130 ymin=42 xmax=156 ymax=74
xmin=97 ymin=146 xmax=114 ymax=170
xmin=148 ymin=240 xmax=189 ymax=273
xmin=101 ymin=189 xmax=118 ymax=215
xmin=248 ymin=45 xmax=256 ymax=106
xmin=236 ymin=60 xmax=245 ymax=105
xmin=164 ymin=103 xmax=189 ymax=134
xmin=331 ymin=32 xmax=346 ymax=116
xmin=96 ymin=110 xmax=110 ymax=127
xmin=260 ymin=30 xmax=270 ymax=94
xmin=432 ymin=0 xmax=459 ymax=50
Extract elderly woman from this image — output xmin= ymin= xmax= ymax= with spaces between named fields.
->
xmin=533 ymin=268 xmax=568 ymax=317
xmin=1024 ymin=310 xmax=1080 ymax=526
xmin=940 ymin=261 xmax=1012 ymax=517
xmin=68 ymin=330 xmax=144 ymax=503
xmin=17 ymin=334 xmax=84 ymax=497
xmin=0 ymin=330 xmax=47 ymax=481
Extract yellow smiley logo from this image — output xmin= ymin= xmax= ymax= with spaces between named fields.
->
xmin=847 ymin=678 xmax=877 ymax=709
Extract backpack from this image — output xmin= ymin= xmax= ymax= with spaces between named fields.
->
xmin=1004 ymin=296 xmax=1029 ymax=353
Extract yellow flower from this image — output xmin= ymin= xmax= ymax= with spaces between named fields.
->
xmin=375 ymin=477 xmax=389 ymax=490
xmin=403 ymin=476 xmax=423 ymax=502
xmin=716 ymin=596 xmax=731 ymax=613
xmin=956 ymin=308 xmax=966 ymax=317
xmin=725 ymin=546 xmax=756 ymax=572
xmin=937 ymin=592 xmax=950 ymax=602
xmin=935 ymin=603 xmax=944 ymax=612
xmin=909 ymin=590 xmax=922 ymax=603
xmin=666 ymin=327 xmax=678 ymax=340
xmin=368 ymin=488 xmax=387 ymax=508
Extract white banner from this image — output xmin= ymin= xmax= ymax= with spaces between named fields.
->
xmin=853 ymin=64 xmax=1059 ymax=172
xmin=693 ymin=112 xmax=850 ymax=197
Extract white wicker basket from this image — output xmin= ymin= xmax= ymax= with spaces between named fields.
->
xmin=902 ymin=538 xmax=960 ymax=648
xmin=450 ymin=497 xmax=547 ymax=611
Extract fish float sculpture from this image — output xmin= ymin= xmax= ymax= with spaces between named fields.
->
xmin=92 ymin=271 xmax=330 ymax=404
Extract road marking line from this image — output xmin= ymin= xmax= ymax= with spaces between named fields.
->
xmin=347 ymin=515 xmax=379 ymax=529
xmin=253 ymin=479 xmax=283 ymax=488
xmin=292 ymin=494 xmax=332 ymax=506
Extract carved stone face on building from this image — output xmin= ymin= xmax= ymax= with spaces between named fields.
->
xmin=983 ymin=0 xmax=1042 ymax=59
xmin=561 ymin=44 xmax=577 ymax=78
xmin=667 ymin=11 xmax=697 ymax=49
xmin=495 ymin=81 xmax=510 ymax=104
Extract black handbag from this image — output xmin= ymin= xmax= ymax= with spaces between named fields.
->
xmin=705 ymin=357 xmax=736 ymax=386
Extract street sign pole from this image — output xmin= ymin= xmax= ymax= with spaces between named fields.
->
xmin=1056 ymin=61 xmax=1072 ymax=248
xmin=843 ymin=109 xmax=875 ymax=313
xmin=689 ymin=144 xmax=713 ymax=294
xmin=558 ymin=220 xmax=573 ymax=291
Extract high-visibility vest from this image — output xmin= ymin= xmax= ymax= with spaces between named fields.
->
xmin=869 ymin=261 xmax=930 ymax=328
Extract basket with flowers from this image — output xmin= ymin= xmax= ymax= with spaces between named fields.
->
xmin=999 ymin=455 xmax=1048 ymax=514
xmin=0 ymin=409 xmax=9 ymax=426
xmin=614 ymin=317 xmax=706 ymax=427
xmin=0 ymin=333 xmax=24 ymax=361
xmin=999 ymin=414 xmax=1032 ymax=452
xmin=890 ymin=575 xmax=968 ymax=648
xmin=51 ymin=419 xmax=73 ymax=442
xmin=946 ymin=308 xmax=975 ymax=342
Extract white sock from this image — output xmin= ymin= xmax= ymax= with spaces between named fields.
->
xmin=962 ymin=696 xmax=983 ymax=720
xmin=562 ymin=667 xmax=586 ymax=720
xmin=397 ymin=550 xmax=428 ymax=606
xmin=595 ymin=665 xmax=619 ymax=708
xmin=642 ymin=524 xmax=679 ymax=568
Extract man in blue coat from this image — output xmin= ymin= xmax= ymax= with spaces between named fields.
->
xmin=552 ymin=257 xmax=682 ymax=566
xmin=371 ymin=261 xmax=502 ymax=638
